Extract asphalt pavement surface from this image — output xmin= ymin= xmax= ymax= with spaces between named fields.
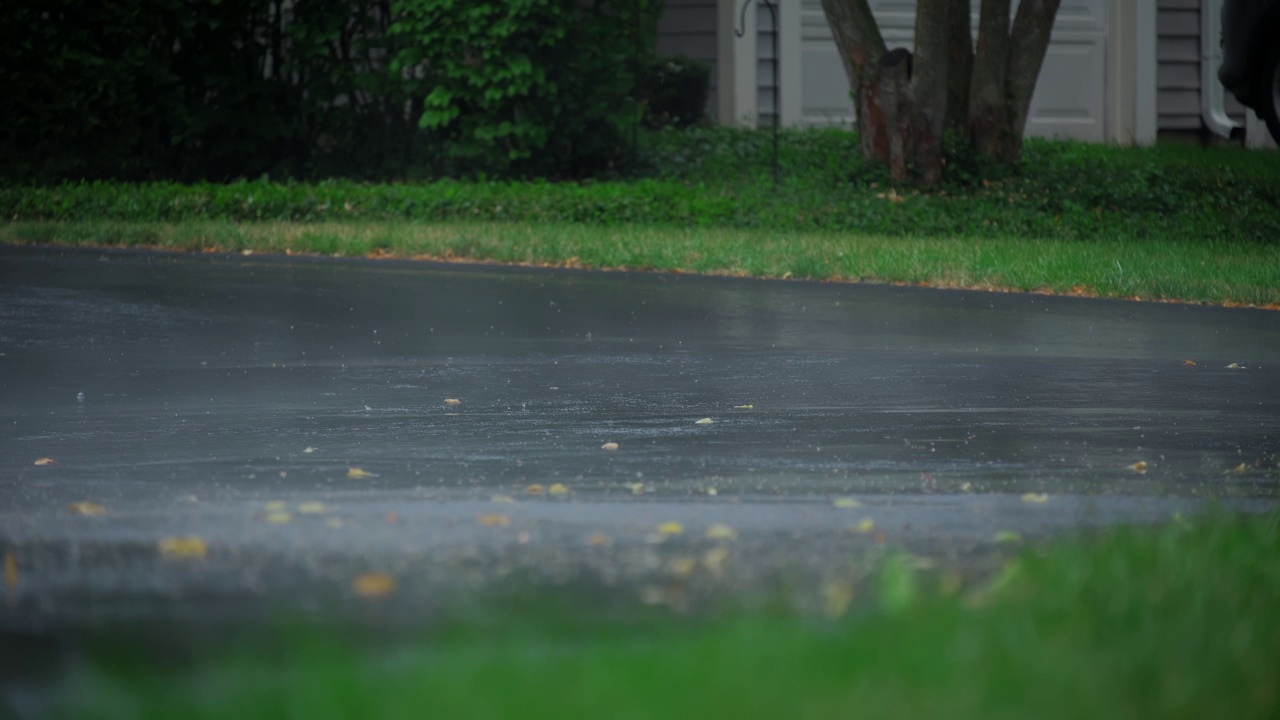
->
xmin=2 ymin=244 xmax=1278 ymax=632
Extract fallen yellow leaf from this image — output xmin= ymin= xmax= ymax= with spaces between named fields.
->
xmin=1183 ymin=360 xmax=1196 ymax=367
xmin=833 ymin=497 xmax=862 ymax=509
xmin=303 ymin=446 xmax=318 ymax=453
xmin=658 ymin=521 xmax=684 ymax=535
xmin=1021 ymin=493 xmax=1050 ymax=504
xmin=4 ymin=551 xmax=17 ymax=589
xmin=734 ymin=404 xmax=754 ymax=409
xmin=669 ymin=557 xmax=697 ymax=577
xmin=548 ymin=483 xmax=569 ymax=495
xmin=33 ymin=457 xmax=56 ymax=466
xmin=1226 ymin=363 xmax=1241 ymax=369
xmin=525 ymin=484 xmax=545 ymax=494
xmin=298 ymin=502 xmax=325 ymax=514
xmin=68 ymin=502 xmax=106 ymax=516
xmin=347 ymin=468 xmax=376 ymax=479
xmin=158 ymin=536 xmax=207 ymax=559
xmin=352 ymin=572 xmax=395 ymax=598
xmin=601 ymin=441 xmax=620 ymax=451
xmin=694 ymin=418 xmax=714 ymax=425
xmin=706 ymin=487 xmax=718 ymax=496
xmin=853 ymin=519 xmax=875 ymax=533
xmin=1232 ymin=463 xmax=1249 ymax=475
xmin=444 ymin=398 xmax=461 ymax=406
xmin=477 ymin=513 xmax=510 ymax=527
xmin=704 ymin=523 xmax=737 ymax=540
xmin=1128 ymin=461 xmax=1148 ymax=474
xmin=960 ymin=482 xmax=974 ymax=493
xmin=702 ymin=546 xmax=730 ymax=572
xmin=626 ymin=482 xmax=645 ymax=494
xmin=265 ymin=511 xmax=292 ymax=524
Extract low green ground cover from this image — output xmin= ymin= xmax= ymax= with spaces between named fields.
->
xmin=3 ymin=130 xmax=1277 ymax=306
xmin=57 ymin=512 xmax=1280 ymax=720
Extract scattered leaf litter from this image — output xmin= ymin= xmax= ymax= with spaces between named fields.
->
xmin=33 ymin=458 xmax=56 ymax=466
xmin=347 ymin=468 xmax=377 ymax=479
xmin=601 ymin=442 xmax=620 ymax=451
xmin=352 ymin=572 xmax=395 ymax=598
xmin=548 ymin=483 xmax=569 ymax=495
xmin=525 ymin=484 xmax=545 ymax=494
xmin=1128 ymin=461 xmax=1148 ymax=474
xmin=704 ymin=523 xmax=737 ymax=540
xmin=444 ymin=398 xmax=462 ymax=406
xmin=67 ymin=502 xmax=106 ymax=516
xmin=694 ymin=418 xmax=714 ymax=425
xmin=1021 ymin=493 xmax=1050 ymax=504
xmin=157 ymin=536 xmax=207 ymax=559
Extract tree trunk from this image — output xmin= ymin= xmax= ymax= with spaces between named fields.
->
xmin=1002 ymin=0 xmax=1062 ymax=162
xmin=912 ymin=0 xmax=951 ymax=184
xmin=858 ymin=48 xmax=914 ymax=181
xmin=944 ymin=0 xmax=973 ymax=135
xmin=967 ymin=0 xmax=1011 ymax=158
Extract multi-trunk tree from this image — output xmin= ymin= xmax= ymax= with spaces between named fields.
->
xmin=819 ymin=0 xmax=1062 ymax=184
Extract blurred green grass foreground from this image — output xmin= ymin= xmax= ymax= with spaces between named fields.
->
xmin=53 ymin=511 xmax=1280 ymax=720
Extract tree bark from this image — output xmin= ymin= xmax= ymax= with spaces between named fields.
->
xmin=819 ymin=0 xmax=890 ymax=163
xmin=967 ymin=0 xmax=1011 ymax=157
xmin=944 ymin=0 xmax=973 ymax=135
xmin=1002 ymin=0 xmax=1062 ymax=162
xmin=912 ymin=0 xmax=951 ymax=184
xmin=858 ymin=48 xmax=914 ymax=181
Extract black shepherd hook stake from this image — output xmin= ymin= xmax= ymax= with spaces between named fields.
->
xmin=735 ymin=0 xmax=779 ymax=187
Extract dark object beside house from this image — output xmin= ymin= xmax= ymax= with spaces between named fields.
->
xmin=637 ymin=55 xmax=712 ymax=129
xmin=1219 ymin=0 xmax=1280 ymax=142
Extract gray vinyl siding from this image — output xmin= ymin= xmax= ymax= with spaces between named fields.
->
xmin=655 ymin=0 xmax=719 ymax=120
xmin=1156 ymin=0 xmax=1246 ymax=132
xmin=757 ymin=3 xmax=778 ymax=126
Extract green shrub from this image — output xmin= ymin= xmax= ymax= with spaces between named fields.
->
xmin=637 ymin=55 xmax=712 ymax=130
xmin=391 ymin=0 xmax=661 ymax=179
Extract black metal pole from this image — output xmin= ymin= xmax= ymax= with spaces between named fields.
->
xmin=735 ymin=0 xmax=779 ymax=187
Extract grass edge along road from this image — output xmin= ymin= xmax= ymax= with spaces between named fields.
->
xmin=5 ymin=220 xmax=1280 ymax=310
xmin=50 ymin=511 xmax=1280 ymax=720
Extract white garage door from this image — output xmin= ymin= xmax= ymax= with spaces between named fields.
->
xmin=799 ymin=0 xmax=1108 ymax=142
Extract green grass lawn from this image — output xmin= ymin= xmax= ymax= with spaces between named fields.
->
xmin=7 ymin=220 xmax=1279 ymax=308
xmin=3 ymin=131 xmax=1278 ymax=308
xmin=54 ymin=512 xmax=1280 ymax=720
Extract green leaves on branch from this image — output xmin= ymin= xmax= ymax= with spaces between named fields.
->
xmin=392 ymin=0 xmax=661 ymax=177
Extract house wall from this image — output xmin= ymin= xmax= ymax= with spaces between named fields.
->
xmin=1156 ymin=0 xmax=1245 ymax=132
xmin=655 ymin=0 xmax=720 ymax=120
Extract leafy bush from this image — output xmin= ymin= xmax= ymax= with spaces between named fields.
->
xmin=637 ymin=56 xmax=712 ymax=130
xmin=391 ymin=0 xmax=661 ymax=179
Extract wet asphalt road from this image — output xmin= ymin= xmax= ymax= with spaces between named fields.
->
xmin=1 ymin=244 xmax=1279 ymax=630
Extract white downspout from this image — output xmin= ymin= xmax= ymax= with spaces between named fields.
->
xmin=1201 ymin=0 xmax=1242 ymax=137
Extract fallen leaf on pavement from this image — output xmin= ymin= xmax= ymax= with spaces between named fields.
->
xmin=601 ymin=442 xmax=619 ymax=451
xmin=853 ymin=519 xmax=875 ymax=533
xmin=1021 ymin=493 xmax=1050 ymax=504
xmin=298 ymin=502 xmax=325 ymax=514
xmin=658 ymin=521 xmax=684 ymax=535
xmin=702 ymin=546 xmax=730 ymax=572
xmin=444 ymin=398 xmax=461 ymax=406
xmin=525 ymin=484 xmax=545 ymax=494
xmin=158 ymin=536 xmax=207 ymax=559
xmin=1128 ymin=461 xmax=1148 ymax=474
xmin=1183 ymin=360 xmax=1196 ymax=367
xmin=490 ymin=494 xmax=515 ymax=503
xmin=34 ymin=458 xmax=56 ymax=466
xmin=477 ymin=513 xmax=510 ymax=527
xmin=264 ymin=501 xmax=286 ymax=511
xmin=734 ymin=404 xmax=754 ymax=409
xmin=347 ymin=468 xmax=377 ymax=479
xmin=694 ymin=418 xmax=714 ymax=425
xmin=627 ymin=482 xmax=645 ymax=494
xmin=68 ymin=502 xmax=106 ymax=516
xmin=1232 ymin=463 xmax=1248 ymax=475
xmin=833 ymin=497 xmax=861 ymax=509
xmin=669 ymin=557 xmax=697 ymax=577
xmin=548 ymin=483 xmax=569 ymax=495
xmin=265 ymin=511 xmax=292 ymax=524
xmin=1226 ymin=363 xmax=1241 ymax=369
xmin=303 ymin=447 xmax=318 ymax=453
xmin=588 ymin=533 xmax=611 ymax=546
xmin=704 ymin=523 xmax=737 ymax=540
xmin=352 ymin=572 xmax=395 ymax=598
xmin=4 ymin=552 xmax=17 ymax=589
